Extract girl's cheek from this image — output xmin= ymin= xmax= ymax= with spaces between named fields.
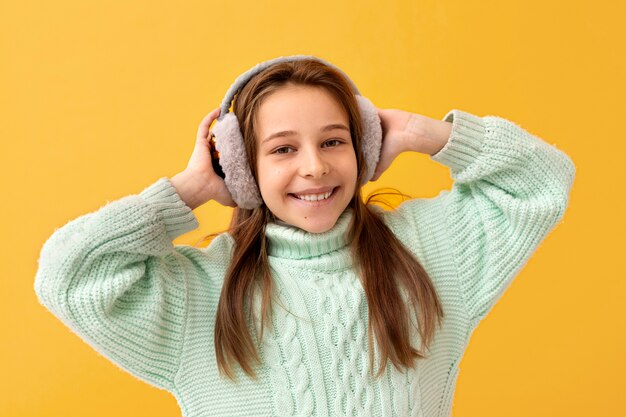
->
xmin=270 ymin=163 xmax=285 ymax=176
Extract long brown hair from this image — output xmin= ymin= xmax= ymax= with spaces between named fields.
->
xmin=207 ymin=59 xmax=445 ymax=381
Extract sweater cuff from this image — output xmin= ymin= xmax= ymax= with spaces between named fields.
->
xmin=429 ymin=109 xmax=486 ymax=175
xmin=139 ymin=177 xmax=200 ymax=241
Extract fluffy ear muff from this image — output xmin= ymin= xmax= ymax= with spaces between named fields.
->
xmin=355 ymin=95 xmax=383 ymax=184
xmin=211 ymin=113 xmax=264 ymax=209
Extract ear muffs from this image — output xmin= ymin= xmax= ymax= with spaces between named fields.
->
xmin=210 ymin=55 xmax=382 ymax=209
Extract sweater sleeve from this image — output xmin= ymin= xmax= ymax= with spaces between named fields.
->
xmin=34 ymin=177 xmax=200 ymax=391
xmin=394 ymin=109 xmax=576 ymax=324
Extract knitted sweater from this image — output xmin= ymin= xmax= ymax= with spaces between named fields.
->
xmin=34 ymin=109 xmax=576 ymax=417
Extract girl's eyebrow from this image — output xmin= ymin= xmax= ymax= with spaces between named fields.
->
xmin=262 ymin=123 xmax=349 ymax=144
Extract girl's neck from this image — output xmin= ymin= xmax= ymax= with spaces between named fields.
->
xmin=264 ymin=207 xmax=354 ymax=266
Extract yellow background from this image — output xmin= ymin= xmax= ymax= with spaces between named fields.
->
xmin=2 ymin=0 xmax=623 ymax=416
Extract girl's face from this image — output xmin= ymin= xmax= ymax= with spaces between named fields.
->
xmin=255 ymin=84 xmax=358 ymax=233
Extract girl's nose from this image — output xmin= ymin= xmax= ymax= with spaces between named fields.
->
xmin=298 ymin=149 xmax=329 ymax=178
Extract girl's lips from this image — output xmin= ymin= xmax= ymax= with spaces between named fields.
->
xmin=288 ymin=186 xmax=339 ymax=206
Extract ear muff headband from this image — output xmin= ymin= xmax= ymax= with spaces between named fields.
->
xmin=211 ymin=54 xmax=382 ymax=209
xmin=216 ymin=55 xmax=363 ymax=117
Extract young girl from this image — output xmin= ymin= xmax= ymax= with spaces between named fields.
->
xmin=34 ymin=56 xmax=576 ymax=417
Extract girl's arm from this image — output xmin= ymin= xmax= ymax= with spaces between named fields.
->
xmin=34 ymin=177 xmax=210 ymax=391
xmin=378 ymin=108 xmax=576 ymax=324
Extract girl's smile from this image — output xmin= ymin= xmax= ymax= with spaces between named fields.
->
xmin=288 ymin=185 xmax=339 ymax=205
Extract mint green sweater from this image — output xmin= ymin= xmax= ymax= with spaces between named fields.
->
xmin=34 ymin=109 xmax=576 ymax=417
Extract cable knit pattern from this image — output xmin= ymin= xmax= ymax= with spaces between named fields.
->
xmin=320 ymin=271 xmax=372 ymax=415
xmin=34 ymin=108 xmax=576 ymax=417
xmin=261 ymin=276 xmax=315 ymax=416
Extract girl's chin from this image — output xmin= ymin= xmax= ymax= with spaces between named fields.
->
xmin=300 ymin=225 xmax=333 ymax=234
xmin=271 ymin=214 xmax=338 ymax=233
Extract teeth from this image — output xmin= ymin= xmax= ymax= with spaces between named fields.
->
xmin=295 ymin=189 xmax=333 ymax=201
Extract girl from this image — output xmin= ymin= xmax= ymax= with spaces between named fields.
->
xmin=34 ymin=56 xmax=576 ymax=417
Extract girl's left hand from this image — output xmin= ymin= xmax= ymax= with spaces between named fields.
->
xmin=371 ymin=108 xmax=425 ymax=181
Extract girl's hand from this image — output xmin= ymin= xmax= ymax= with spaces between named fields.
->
xmin=172 ymin=107 xmax=237 ymax=209
xmin=371 ymin=108 xmax=426 ymax=181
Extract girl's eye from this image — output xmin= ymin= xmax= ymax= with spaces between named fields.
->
xmin=323 ymin=139 xmax=343 ymax=147
xmin=274 ymin=146 xmax=294 ymax=155
xmin=272 ymin=139 xmax=344 ymax=155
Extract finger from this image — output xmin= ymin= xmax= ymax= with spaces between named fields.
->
xmin=372 ymin=155 xmax=391 ymax=182
xmin=198 ymin=107 xmax=221 ymax=137
xmin=377 ymin=109 xmax=387 ymax=132
xmin=371 ymin=167 xmax=382 ymax=182
xmin=196 ymin=107 xmax=221 ymax=140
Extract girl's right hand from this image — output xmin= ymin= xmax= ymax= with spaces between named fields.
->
xmin=173 ymin=108 xmax=237 ymax=209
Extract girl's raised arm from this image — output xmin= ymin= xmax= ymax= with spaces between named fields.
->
xmin=384 ymin=109 xmax=576 ymax=324
xmin=34 ymin=108 xmax=234 ymax=391
xmin=34 ymin=178 xmax=208 ymax=391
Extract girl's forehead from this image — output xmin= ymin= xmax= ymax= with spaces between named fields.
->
xmin=255 ymin=87 xmax=349 ymax=132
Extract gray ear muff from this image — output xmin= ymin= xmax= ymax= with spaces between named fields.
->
xmin=211 ymin=55 xmax=382 ymax=209
xmin=355 ymin=94 xmax=383 ymax=185
xmin=211 ymin=112 xmax=263 ymax=209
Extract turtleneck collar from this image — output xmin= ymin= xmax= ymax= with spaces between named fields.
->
xmin=264 ymin=208 xmax=354 ymax=270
